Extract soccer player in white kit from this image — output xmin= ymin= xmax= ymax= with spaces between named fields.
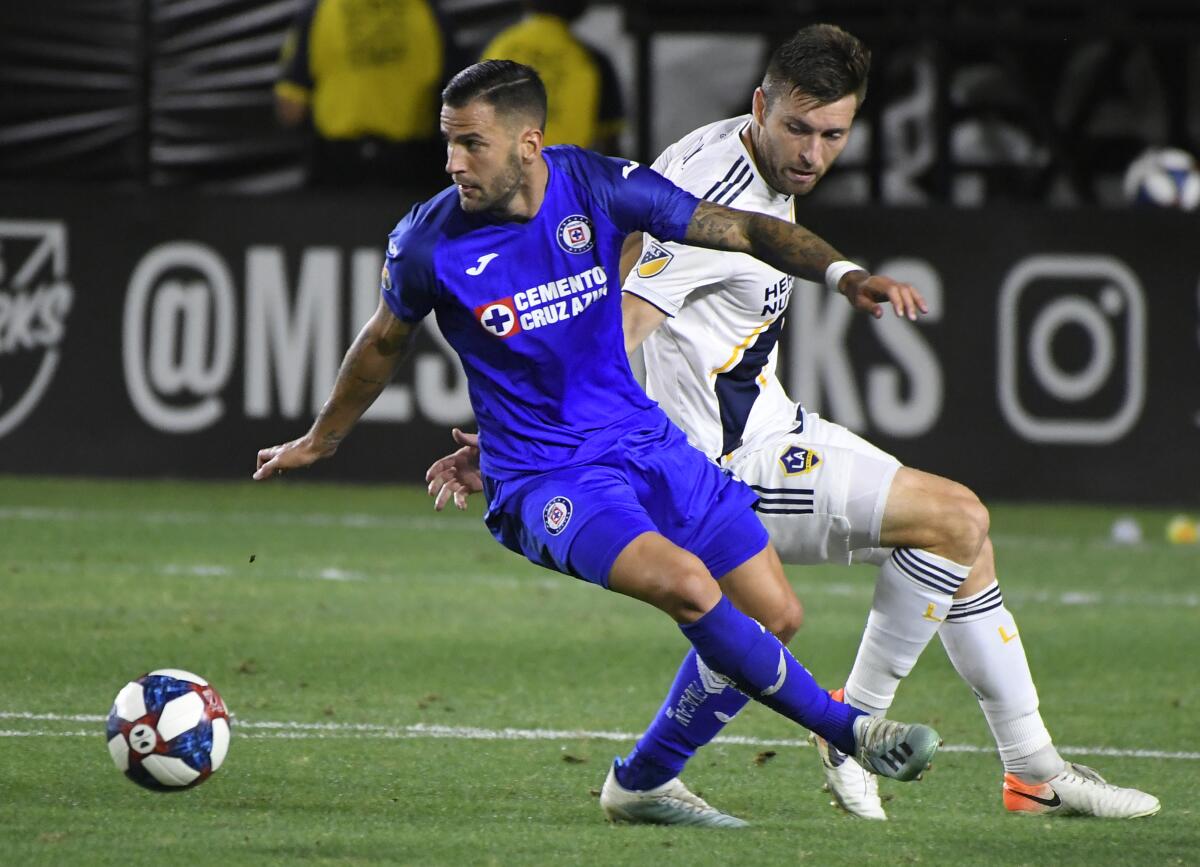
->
xmin=426 ymin=24 xmax=1159 ymax=824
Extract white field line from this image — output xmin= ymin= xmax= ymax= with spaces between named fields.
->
xmin=10 ymin=557 xmax=1199 ymax=607
xmin=2 ymin=712 xmax=1197 ymax=760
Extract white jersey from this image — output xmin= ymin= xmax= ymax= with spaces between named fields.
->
xmin=623 ymin=115 xmax=805 ymax=461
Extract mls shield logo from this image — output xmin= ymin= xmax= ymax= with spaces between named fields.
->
xmin=556 ymin=214 xmax=595 ymax=254
xmin=779 ymin=445 xmax=821 ymax=476
xmin=474 ymin=298 xmax=520 ymax=338
xmin=635 ymin=241 xmax=674 ymax=278
xmin=0 ymin=220 xmax=75 ymax=439
xmin=542 ymin=496 xmax=573 ymax=536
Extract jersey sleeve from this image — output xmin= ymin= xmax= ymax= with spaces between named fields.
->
xmin=381 ymin=203 xmax=440 ymax=323
xmin=622 ymin=138 xmax=736 ymax=315
xmin=622 ymin=232 xmax=733 ymax=316
xmin=551 ymin=146 xmax=700 ymax=243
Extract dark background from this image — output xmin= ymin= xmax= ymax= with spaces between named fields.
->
xmin=1 ymin=1 xmax=1197 ymax=504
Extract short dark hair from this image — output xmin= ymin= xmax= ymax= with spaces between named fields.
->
xmin=762 ymin=24 xmax=871 ymax=108
xmin=442 ymin=60 xmax=548 ymax=129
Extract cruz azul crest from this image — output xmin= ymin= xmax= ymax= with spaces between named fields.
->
xmin=474 ymin=298 xmax=521 ymax=338
xmin=556 ymin=214 xmax=594 ymax=254
xmin=543 ymin=496 xmax=573 ymax=535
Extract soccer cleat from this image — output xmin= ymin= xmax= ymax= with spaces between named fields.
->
xmin=811 ymin=731 xmax=887 ymax=820
xmin=599 ymin=763 xmax=749 ymax=828
xmin=852 ymin=714 xmax=940 ymax=783
xmin=1003 ymin=762 xmax=1161 ymax=819
xmin=810 ymin=688 xmax=887 ymax=819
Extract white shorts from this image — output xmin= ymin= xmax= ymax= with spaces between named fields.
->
xmin=725 ymin=413 xmax=901 ymax=566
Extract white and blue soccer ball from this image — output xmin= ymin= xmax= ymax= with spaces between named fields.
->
xmin=106 ymin=668 xmax=231 ymax=791
xmin=1123 ymin=146 xmax=1200 ymax=211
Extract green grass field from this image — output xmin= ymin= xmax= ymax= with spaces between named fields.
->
xmin=2 ymin=476 xmax=1197 ymax=866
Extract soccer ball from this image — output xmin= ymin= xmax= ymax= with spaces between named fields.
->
xmin=1122 ymin=147 xmax=1200 ymax=210
xmin=106 ymin=668 xmax=231 ymax=791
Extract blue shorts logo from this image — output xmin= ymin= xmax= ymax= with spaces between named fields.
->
xmin=542 ymin=496 xmax=573 ymax=535
xmin=556 ymin=215 xmax=595 ymax=254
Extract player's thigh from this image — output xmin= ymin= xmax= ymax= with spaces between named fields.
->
xmin=608 ymin=531 xmax=722 ymax=622
xmin=626 ymin=430 xmax=769 ymax=582
xmin=728 ymin=414 xmax=900 ymax=566
xmin=717 ymin=542 xmax=802 ymax=640
xmin=486 ymin=465 xmax=658 ymax=588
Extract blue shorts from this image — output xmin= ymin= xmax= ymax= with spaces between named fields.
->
xmin=483 ymin=416 xmax=768 ymax=588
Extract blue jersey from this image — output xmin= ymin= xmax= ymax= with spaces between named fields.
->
xmin=382 ymin=145 xmax=701 ymax=481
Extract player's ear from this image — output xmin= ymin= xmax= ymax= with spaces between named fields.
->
xmin=518 ymin=125 xmax=543 ymax=161
xmin=752 ymin=87 xmax=768 ymax=125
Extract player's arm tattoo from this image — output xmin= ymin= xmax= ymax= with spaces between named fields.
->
xmin=684 ymin=200 xmax=844 ymax=284
xmin=309 ymin=300 xmax=417 ymax=454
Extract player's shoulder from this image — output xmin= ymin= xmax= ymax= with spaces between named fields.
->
xmin=545 ymin=143 xmax=628 ymax=181
xmin=653 ymin=115 xmax=751 ymax=185
xmin=387 ymin=185 xmax=461 ymax=265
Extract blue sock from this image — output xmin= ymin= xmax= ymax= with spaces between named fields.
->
xmin=679 ymin=595 xmax=863 ymax=756
xmin=615 ymin=648 xmax=752 ymax=791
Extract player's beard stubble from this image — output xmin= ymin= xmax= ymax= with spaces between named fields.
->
xmin=466 ymin=147 xmax=525 ymax=218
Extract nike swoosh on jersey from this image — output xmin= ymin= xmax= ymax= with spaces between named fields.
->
xmin=466 ymin=253 xmax=499 ymax=275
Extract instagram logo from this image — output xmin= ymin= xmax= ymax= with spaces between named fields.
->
xmin=998 ymin=254 xmax=1146 ymax=444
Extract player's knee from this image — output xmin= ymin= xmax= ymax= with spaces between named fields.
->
xmin=650 ymin=553 xmax=717 ymax=621
xmin=961 ymin=489 xmax=990 ymax=555
xmin=760 ymin=596 xmax=803 ymax=643
xmin=939 ymin=483 xmax=989 ymax=563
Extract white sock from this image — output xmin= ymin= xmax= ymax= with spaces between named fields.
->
xmin=939 ymin=580 xmax=1061 ymax=781
xmin=843 ymin=548 xmax=971 ymax=715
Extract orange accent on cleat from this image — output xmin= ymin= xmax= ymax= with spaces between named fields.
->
xmin=1003 ymin=773 xmax=1062 ymax=814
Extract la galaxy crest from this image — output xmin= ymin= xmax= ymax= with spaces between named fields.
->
xmin=556 ymin=215 xmax=594 ymax=254
xmin=635 ymin=240 xmax=674 ymax=278
xmin=779 ymin=445 xmax=821 ymax=476
xmin=543 ymin=496 xmax=573 ymax=535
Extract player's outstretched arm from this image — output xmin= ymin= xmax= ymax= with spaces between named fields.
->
xmin=621 ymin=292 xmax=668 ymax=357
xmin=254 ymin=297 xmax=417 ymax=480
xmin=424 ymin=428 xmax=483 ymax=511
xmin=684 ymin=201 xmax=927 ymax=320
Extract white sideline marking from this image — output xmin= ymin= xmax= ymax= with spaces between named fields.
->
xmin=13 ymin=558 xmax=1200 ymax=607
xmin=3 ymin=712 xmax=1197 ymax=760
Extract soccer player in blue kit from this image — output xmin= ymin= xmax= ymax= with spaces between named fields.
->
xmin=253 ymin=60 xmax=939 ymax=817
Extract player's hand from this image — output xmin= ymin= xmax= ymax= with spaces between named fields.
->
xmin=253 ymin=435 xmax=328 ymax=481
xmin=425 ymin=428 xmax=483 ymax=511
xmin=839 ymin=271 xmax=929 ymax=321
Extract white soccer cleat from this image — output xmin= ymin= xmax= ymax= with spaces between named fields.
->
xmin=852 ymin=714 xmax=940 ymax=783
xmin=599 ymin=763 xmax=749 ymax=828
xmin=1003 ymin=762 xmax=1161 ymax=819
xmin=810 ymin=732 xmax=887 ymax=820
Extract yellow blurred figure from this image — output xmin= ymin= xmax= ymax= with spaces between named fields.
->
xmin=481 ymin=1 xmax=625 ymax=152
xmin=275 ymin=0 xmax=447 ymax=187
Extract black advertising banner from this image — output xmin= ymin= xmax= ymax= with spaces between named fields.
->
xmin=1 ymin=187 xmax=1197 ymax=504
